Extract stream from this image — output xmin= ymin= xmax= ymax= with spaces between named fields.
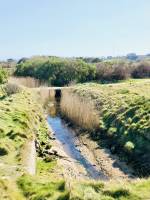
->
xmin=46 ymin=100 xmax=107 ymax=180
xmin=8 ymin=77 xmax=134 ymax=180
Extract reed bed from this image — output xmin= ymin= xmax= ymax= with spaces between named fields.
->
xmin=38 ymin=88 xmax=55 ymax=106
xmin=60 ymin=90 xmax=99 ymax=131
xmin=9 ymin=76 xmax=47 ymax=88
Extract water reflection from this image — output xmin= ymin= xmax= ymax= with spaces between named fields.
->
xmin=47 ymin=100 xmax=107 ymax=180
xmin=47 ymin=115 xmax=106 ymax=180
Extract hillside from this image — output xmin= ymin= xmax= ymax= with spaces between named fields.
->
xmin=0 ymin=84 xmax=69 ymax=199
xmin=0 ymin=79 xmax=150 ymax=200
xmin=61 ymin=79 xmax=150 ymax=176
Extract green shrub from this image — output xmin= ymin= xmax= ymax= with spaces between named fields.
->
xmin=131 ymin=61 xmax=150 ymax=78
xmin=124 ymin=141 xmax=135 ymax=152
xmin=0 ymin=147 xmax=8 ymax=156
xmin=15 ymin=57 xmax=96 ymax=86
xmin=95 ymin=61 xmax=130 ymax=82
xmin=107 ymin=127 xmax=117 ymax=137
xmin=0 ymin=67 xmax=8 ymax=84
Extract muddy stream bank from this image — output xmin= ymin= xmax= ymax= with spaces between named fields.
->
xmin=46 ymin=97 xmax=134 ymax=181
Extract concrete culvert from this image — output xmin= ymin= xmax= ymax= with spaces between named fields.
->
xmin=55 ymin=89 xmax=61 ymax=98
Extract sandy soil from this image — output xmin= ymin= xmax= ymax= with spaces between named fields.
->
xmin=49 ymin=125 xmax=135 ymax=182
xmin=76 ymin=134 xmax=135 ymax=180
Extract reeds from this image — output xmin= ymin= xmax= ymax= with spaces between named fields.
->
xmin=60 ymin=90 xmax=99 ymax=130
xmin=38 ymin=88 xmax=55 ymax=106
xmin=9 ymin=76 xmax=47 ymax=88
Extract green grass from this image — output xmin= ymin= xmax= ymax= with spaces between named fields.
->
xmin=17 ymin=157 xmax=69 ymax=200
xmin=0 ymin=179 xmax=25 ymax=200
xmin=0 ymin=86 xmax=48 ymax=177
xmin=17 ymin=174 xmax=69 ymax=200
xmin=1 ymin=80 xmax=150 ymax=199
xmin=69 ymin=178 xmax=150 ymax=200
xmin=0 ymin=83 xmax=69 ymax=200
xmin=69 ymin=79 xmax=150 ymax=176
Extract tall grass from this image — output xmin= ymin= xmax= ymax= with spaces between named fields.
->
xmin=60 ymin=89 xmax=99 ymax=131
xmin=9 ymin=76 xmax=47 ymax=88
xmin=36 ymin=88 xmax=56 ymax=108
xmin=5 ymin=83 xmax=22 ymax=95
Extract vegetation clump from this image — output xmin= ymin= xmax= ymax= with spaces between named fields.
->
xmin=0 ymin=67 xmax=8 ymax=84
xmin=15 ymin=56 xmax=96 ymax=86
xmin=14 ymin=56 xmax=150 ymax=86
xmin=18 ymin=174 xmax=69 ymax=200
xmin=69 ymin=179 xmax=150 ymax=200
xmin=132 ymin=62 xmax=150 ymax=78
xmin=0 ymin=146 xmax=8 ymax=156
xmin=0 ymin=83 xmax=70 ymax=199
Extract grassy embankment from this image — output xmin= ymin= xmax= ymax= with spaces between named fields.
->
xmin=1 ymin=79 xmax=150 ymax=200
xmin=0 ymin=84 xmax=69 ymax=200
xmin=60 ymin=79 xmax=150 ymax=199
xmin=61 ymin=79 xmax=150 ymax=176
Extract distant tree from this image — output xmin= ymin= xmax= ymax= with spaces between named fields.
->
xmin=17 ymin=57 xmax=28 ymax=64
xmin=126 ymin=53 xmax=138 ymax=61
xmin=112 ymin=62 xmax=130 ymax=80
xmin=96 ymin=61 xmax=130 ymax=82
xmin=91 ymin=58 xmax=102 ymax=63
xmin=7 ymin=58 xmax=15 ymax=63
xmin=131 ymin=62 xmax=150 ymax=78
xmin=107 ymin=56 xmax=113 ymax=60
xmin=15 ymin=57 xmax=96 ymax=86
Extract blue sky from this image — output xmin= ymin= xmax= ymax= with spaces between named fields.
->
xmin=0 ymin=0 xmax=150 ymax=59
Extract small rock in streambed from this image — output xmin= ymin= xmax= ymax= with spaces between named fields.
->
xmin=41 ymin=141 xmax=46 ymax=145
xmin=51 ymin=149 xmax=58 ymax=155
xmin=49 ymin=135 xmax=56 ymax=140
xmin=83 ymin=143 xmax=88 ymax=146
xmin=45 ymin=144 xmax=52 ymax=150
xmin=44 ymin=149 xmax=58 ymax=156
xmin=35 ymin=142 xmax=40 ymax=149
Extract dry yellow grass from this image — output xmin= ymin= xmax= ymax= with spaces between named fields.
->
xmin=9 ymin=76 xmax=47 ymax=88
xmin=61 ymin=89 xmax=99 ymax=130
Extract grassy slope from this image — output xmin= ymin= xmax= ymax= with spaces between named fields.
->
xmin=0 ymin=84 xmax=68 ymax=200
xmin=70 ymin=178 xmax=150 ymax=200
xmin=1 ymin=80 xmax=150 ymax=200
xmin=61 ymin=79 xmax=150 ymax=199
xmin=0 ymin=86 xmax=46 ymax=178
xmin=71 ymin=79 xmax=150 ymax=176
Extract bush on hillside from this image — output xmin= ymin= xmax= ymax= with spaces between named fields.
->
xmin=5 ymin=83 xmax=22 ymax=95
xmin=15 ymin=56 xmax=150 ymax=85
xmin=131 ymin=62 xmax=150 ymax=78
xmin=0 ymin=67 xmax=8 ymax=84
xmin=96 ymin=62 xmax=130 ymax=82
xmin=111 ymin=63 xmax=130 ymax=80
xmin=15 ymin=57 xmax=96 ymax=86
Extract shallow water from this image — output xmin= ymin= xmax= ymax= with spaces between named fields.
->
xmin=47 ymin=101 xmax=107 ymax=180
